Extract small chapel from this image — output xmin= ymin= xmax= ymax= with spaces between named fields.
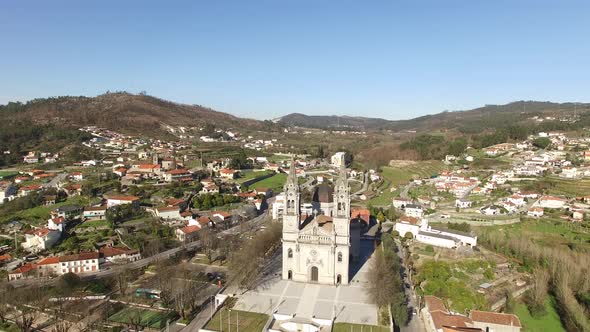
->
xmin=281 ymin=158 xmax=360 ymax=285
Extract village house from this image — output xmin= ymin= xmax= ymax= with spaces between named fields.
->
xmin=219 ymin=168 xmax=237 ymax=180
xmin=106 ymin=195 xmax=140 ymax=208
xmin=537 ymin=195 xmax=567 ymax=209
xmin=37 ymin=252 xmax=100 ymax=276
xmin=69 ymin=172 xmax=84 ymax=181
xmin=155 ymin=206 xmax=182 ymax=220
xmin=455 ymin=199 xmax=472 ymax=209
xmin=176 ymin=225 xmax=201 ymax=242
xmin=163 ymin=168 xmax=192 ymax=182
xmin=8 ymin=263 xmax=38 ymax=281
xmin=527 ymin=207 xmax=544 ymax=218
xmin=18 ymin=184 xmax=42 ymax=196
xmin=99 ymin=246 xmax=141 ymax=264
xmin=53 ymin=205 xmax=83 ymax=220
xmin=404 ymin=204 xmax=424 ymax=218
xmin=393 ymin=197 xmax=413 ymax=209
xmin=22 ymin=228 xmax=61 ymax=253
xmin=83 ymin=206 xmax=107 ymax=219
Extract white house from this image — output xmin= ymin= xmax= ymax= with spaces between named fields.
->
xmin=106 ymin=195 xmax=140 ymax=208
xmin=99 ymin=246 xmax=141 ymax=264
xmin=22 ymin=228 xmax=61 ymax=253
xmin=394 ymin=216 xmax=422 ymax=238
xmin=176 ymin=225 xmax=201 ymax=242
xmin=393 ymin=198 xmax=413 ymax=209
xmin=561 ymin=167 xmax=578 ymax=179
xmin=0 ymin=182 xmax=17 ymax=204
xmin=155 ymin=206 xmax=181 ymax=220
xmin=37 ymin=252 xmax=100 ymax=276
xmin=538 ymin=196 xmax=567 ymax=209
xmin=404 ymin=204 xmax=424 ymax=218
xmin=455 ymin=199 xmax=472 ymax=209
xmin=527 ymin=207 xmax=544 ymax=218
xmin=83 ymin=206 xmax=107 ymax=219
xmin=219 ymin=168 xmax=237 ymax=180
xmin=480 ymin=205 xmax=502 ymax=216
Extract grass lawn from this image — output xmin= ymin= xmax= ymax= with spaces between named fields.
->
xmin=514 ymin=297 xmax=565 ymax=332
xmin=109 ymin=307 xmax=178 ymax=329
xmin=249 ymin=173 xmax=287 ymax=192
xmin=0 ymin=170 xmax=18 ymax=179
xmin=235 ymin=170 xmax=274 ymax=184
xmin=79 ymin=219 xmax=110 ymax=228
xmin=0 ymin=195 xmax=90 ymax=225
xmin=333 ymin=323 xmax=389 ymax=332
xmin=204 ymin=308 xmax=268 ymax=332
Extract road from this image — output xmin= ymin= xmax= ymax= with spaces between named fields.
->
xmin=395 ymin=240 xmax=425 ymax=332
xmin=43 ymin=172 xmax=68 ymax=188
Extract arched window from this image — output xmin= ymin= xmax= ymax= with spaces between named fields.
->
xmin=337 ymin=252 xmax=342 ymax=262
xmin=288 ymin=248 xmax=293 ymax=258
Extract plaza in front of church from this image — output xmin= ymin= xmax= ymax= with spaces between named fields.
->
xmin=231 ymin=238 xmax=379 ymax=325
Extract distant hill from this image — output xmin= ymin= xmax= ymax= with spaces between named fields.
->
xmin=277 ymin=101 xmax=590 ymax=132
xmin=0 ymin=92 xmax=271 ymax=136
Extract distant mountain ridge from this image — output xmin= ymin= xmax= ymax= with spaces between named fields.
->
xmin=277 ymin=101 xmax=590 ymax=132
xmin=0 ymin=92 xmax=270 ymax=137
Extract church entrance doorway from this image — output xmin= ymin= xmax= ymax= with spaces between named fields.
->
xmin=336 ymin=274 xmax=341 ymax=284
xmin=310 ymin=266 xmax=318 ymax=282
xmin=288 ymin=270 xmax=292 ymax=280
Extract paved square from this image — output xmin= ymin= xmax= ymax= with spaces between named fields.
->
xmin=232 ymin=240 xmax=379 ymax=324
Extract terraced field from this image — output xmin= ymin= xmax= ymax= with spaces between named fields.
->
xmin=366 ymin=161 xmax=445 ymax=206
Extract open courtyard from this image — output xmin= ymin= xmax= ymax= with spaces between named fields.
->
xmin=232 ymin=240 xmax=379 ymax=325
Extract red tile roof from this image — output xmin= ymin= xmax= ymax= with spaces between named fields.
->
xmin=11 ymin=263 xmax=37 ymax=274
xmin=470 ymin=310 xmax=521 ymax=327
xmin=107 ymin=195 xmax=140 ymax=201
xmin=99 ymin=246 xmax=138 ymax=257
xmin=180 ymin=225 xmax=201 ymax=234
xmin=37 ymin=256 xmax=60 ymax=265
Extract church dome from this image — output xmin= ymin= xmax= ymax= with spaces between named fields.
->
xmin=313 ymin=183 xmax=333 ymax=203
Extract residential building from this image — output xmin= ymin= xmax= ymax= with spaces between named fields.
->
xmin=22 ymin=228 xmax=61 ymax=253
xmin=83 ymin=206 xmax=107 ymax=219
xmin=106 ymin=195 xmax=140 ymax=208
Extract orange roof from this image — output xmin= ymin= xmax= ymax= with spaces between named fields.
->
xmin=431 ymin=312 xmax=472 ymax=330
xmin=59 ymin=252 xmax=99 ymax=262
xmin=34 ymin=228 xmax=52 ymax=237
xmin=351 ymin=208 xmax=370 ymax=223
xmin=107 ymin=195 xmax=140 ymax=201
xmin=37 ymin=256 xmax=60 ymax=265
xmin=197 ymin=216 xmax=212 ymax=225
xmin=137 ymin=164 xmax=160 ymax=169
xmin=99 ymin=246 xmax=138 ymax=257
xmin=399 ymin=216 xmax=419 ymax=225
xmin=180 ymin=225 xmax=201 ymax=234
xmin=424 ymin=295 xmax=448 ymax=313
xmin=11 ymin=263 xmax=37 ymax=274
xmin=0 ymin=254 xmax=12 ymax=262
xmin=470 ymin=310 xmax=521 ymax=327
xmin=157 ymin=206 xmax=179 ymax=212
xmin=212 ymin=211 xmax=231 ymax=218
xmin=220 ymin=168 xmax=235 ymax=174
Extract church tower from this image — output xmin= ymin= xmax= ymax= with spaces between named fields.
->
xmin=282 ymin=157 xmax=300 ymax=235
xmin=333 ymin=160 xmax=350 ymax=284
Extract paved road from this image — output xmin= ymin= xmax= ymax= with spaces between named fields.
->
xmin=43 ymin=172 xmax=68 ymax=188
xmin=396 ymin=241 xmax=425 ymax=332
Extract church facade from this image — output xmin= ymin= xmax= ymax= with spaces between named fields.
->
xmin=281 ymin=160 xmax=355 ymax=285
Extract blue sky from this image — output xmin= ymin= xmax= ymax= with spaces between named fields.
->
xmin=1 ymin=1 xmax=589 ymax=120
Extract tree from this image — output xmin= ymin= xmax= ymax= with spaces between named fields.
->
xmin=58 ymin=273 xmax=81 ymax=295
xmin=525 ymin=268 xmax=549 ymax=317
xmin=532 ymin=137 xmax=551 ymax=149
xmin=116 ymin=267 xmax=130 ymax=295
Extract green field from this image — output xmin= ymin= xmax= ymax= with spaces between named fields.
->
xmin=333 ymin=323 xmax=389 ymax=332
xmin=79 ymin=219 xmax=110 ymax=228
xmin=366 ymin=161 xmax=445 ymax=206
xmin=109 ymin=307 xmax=178 ymax=329
xmin=0 ymin=195 xmax=90 ymax=225
xmin=546 ymin=177 xmax=590 ymax=197
xmin=514 ymin=297 xmax=565 ymax=332
xmin=0 ymin=171 xmax=18 ymax=179
xmin=235 ymin=170 xmax=275 ymax=184
xmin=204 ymin=308 xmax=268 ymax=332
xmin=249 ymin=173 xmax=287 ymax=192
xmin=476 ymin=218 xmax=590 ymax=252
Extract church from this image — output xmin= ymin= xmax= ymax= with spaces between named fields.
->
xmin=281 ymin=159 xmax=360 ymax=285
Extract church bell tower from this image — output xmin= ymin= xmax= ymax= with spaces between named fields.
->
xmin=283 ymin=156 xmax=300 ymax=235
